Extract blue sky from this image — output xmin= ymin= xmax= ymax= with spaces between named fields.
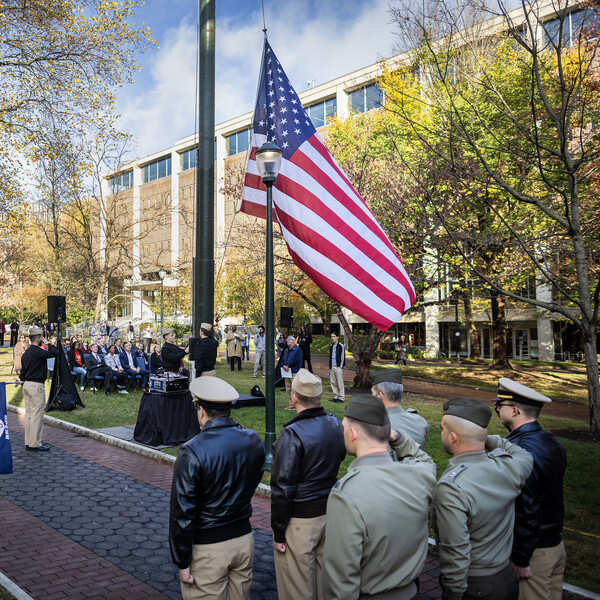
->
xmin=115 ymin=0 xmax=399 ymax=159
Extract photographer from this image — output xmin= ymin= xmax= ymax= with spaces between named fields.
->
xmin=20 ymin=326 xmax=58 ymax=452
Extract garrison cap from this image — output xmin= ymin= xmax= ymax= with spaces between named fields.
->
xmin=443 ymin=397 xmax=492 ymax=428
xmin=371 ymin=369 xmax=403 ymax=385
xmin=162 ymin=328 xmax=175 ymax=337
xmin=189 ymin=376 xmax=238 ymax=409
xmin=200 ymin=322 xmax=212 ymax=332
xmin=292 ymin=368 xmax=322 ymax=397
xmin=28 ymin=326 xmax=43 ymax=337
xmin=496 ymin=377 xmax=551 ymax=408
xmin=345 ymin=394 xmax=390 ymax=426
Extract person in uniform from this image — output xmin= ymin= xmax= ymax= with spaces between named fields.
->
xmin=493 ymin=378 xmax=567 ymax=600
xmin=271 ymin=369 xmax=346 ymax=600
xmin=371 ymin=369 xmax=429 ymax=449
xmin=434 ymin=397 xmax=534 ymax=600
xmin=162 ymin=328 xmax=189 ymax=377
xmin=322 ymin=394 xmax=437 ymax=600
xmin=19 ymin=326 xmax=58 ymax=451
xmin=169 ymin=376 xmax=265 ymax=600
xmin=194 ymin=322 xmax=219 ymax=377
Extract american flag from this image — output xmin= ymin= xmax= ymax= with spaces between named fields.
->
xmin=241 ymin=39 xmax=416 ymax=331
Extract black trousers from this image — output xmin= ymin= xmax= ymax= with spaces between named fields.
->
xmin=463 ymin=564 xmax=519 ymax=600
xmin=230 ymin=356 xmax=242 ymax=371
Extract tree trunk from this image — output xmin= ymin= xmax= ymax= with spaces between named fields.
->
xmin=583 ymin=334 xmax=600 ymax=433
xmin=489 ymin=290 xmax=511 ymax=370
xmin=323 ymin=304 xmax=332 ymax=336
xmin=353 ymin=349 xmax=374 ymax=389
xmin=463 ymin=293 xmax=481 ymax=359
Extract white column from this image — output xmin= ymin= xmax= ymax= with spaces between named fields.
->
xmin=536 ymin=280 xmax=554 ymax=361
xmin=171 ymin=149 xmax=180 ymax=271
xmin=336 ymin=83 xmax=349 ymax=120
xmin=132 ymin=166 xmax=143 ymax=320
xmin=215 ymin=133 xmax=227 ymax=247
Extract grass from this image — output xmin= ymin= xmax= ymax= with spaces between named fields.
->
xmin=0 ymin=589 xmax=15 ymax=600
xmin=2 ymin=348 xmax=598 ymax=592
xmin=371 ymin=361 xmax=589 ymax=404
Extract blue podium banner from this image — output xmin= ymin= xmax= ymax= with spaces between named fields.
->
xmin=0 ymin=382 xmax=14 ymax=474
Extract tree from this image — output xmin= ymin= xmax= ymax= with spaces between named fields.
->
xmin=383 ymin=0 xmax=600 ymax=430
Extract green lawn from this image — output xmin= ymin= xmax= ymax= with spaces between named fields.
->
xmin=2 ymin=348 xmax=598 ymax=592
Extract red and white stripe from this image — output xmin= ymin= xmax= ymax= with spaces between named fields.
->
xmin=241 ymin=132 xmax=416 ymax=331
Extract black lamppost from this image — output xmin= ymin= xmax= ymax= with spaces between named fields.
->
xmin=159 ymin=268 xmax=166 ymax=338
xmin=255 ymin=142 xmax=282 ymax=470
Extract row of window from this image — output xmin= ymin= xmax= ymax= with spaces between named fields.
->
xmin=545 ymin=8 xmax=600 ymax=46
xmin=142 ymin=155 xmax=172 ymax=184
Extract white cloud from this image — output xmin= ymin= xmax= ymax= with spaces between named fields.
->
xmin=115 ymin=0 xmax=398 ymax=159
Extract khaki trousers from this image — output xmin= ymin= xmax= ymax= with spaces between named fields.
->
xmin=284 ymin=373 xmax=296 ymax=403
xmin=518 ymin=542 xmax=566 ymax=600
xmin=182 ymin=532 xmax=254 ymax=600
xmin=330 ymin=367 xmax=345 ymax=400
xmin=22 ymin=381 xmax=46 ymax=447
xmin=274 ymin=515 xmax=327 ymax=600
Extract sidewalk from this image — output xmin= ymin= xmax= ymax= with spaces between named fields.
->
xmin=0 ymin=410 xmax=442 ymax=600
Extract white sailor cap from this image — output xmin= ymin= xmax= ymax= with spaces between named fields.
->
xmin=496 ymin=377 xmax=552 ymax=407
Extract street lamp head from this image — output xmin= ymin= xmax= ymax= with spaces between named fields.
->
xmin=158 ymin=268 xmax=167 ymax=281
xmin=256 ymin=142 xmax=282 ymax=184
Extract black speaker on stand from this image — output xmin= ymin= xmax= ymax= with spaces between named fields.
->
xmin=280 ymin=306 xmax=294 ymax=329
xmin=48 ymin=295 xmax=66 ymax=324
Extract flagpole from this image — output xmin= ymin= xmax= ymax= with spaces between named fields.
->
xmin=193 ymin=0 xmax=215 ymax=339
xmin=255 ymin=142 xmax=282 ymax=471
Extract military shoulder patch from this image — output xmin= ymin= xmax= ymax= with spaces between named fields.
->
xmin=441 ymin=463 xmax=467 ymax=481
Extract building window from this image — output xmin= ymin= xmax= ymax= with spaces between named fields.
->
xmin=226 ymin=128 xmax=251 ymax=156
xmin=306 ymin=97 xmax=337 ymax=128
xmin=110 ymin=170 xmax=133 ymax=193
xmin=142 ymin=155 xmax=172 ymax=184
xmin=348 ymin=83 xmax=383 ymax=113
xmin=181 ymin=147 xmax=197 ymax=171
xmin=545 ymin=8 xmax=600 ymax=47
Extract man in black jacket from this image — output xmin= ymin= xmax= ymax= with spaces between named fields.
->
xmin=328 ymin=332 xmax=345 ymax=403
xmin=20 ymin=326 xmax=58 ymax=451
xmin=162 ymin=328 xmax=189 ymax=377
xmin=193 ymin=322 xmax=219 ymax=377
xmin=271 ymin=368 xmax=346 ymax=600
xmin=169 ymin=376 xmax=265 ymax=600
xmin=494 ymin=377 xmax=567 ymax=600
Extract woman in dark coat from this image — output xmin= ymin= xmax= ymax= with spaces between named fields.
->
xmin=297 ymin=325 xmax=313 ymax=373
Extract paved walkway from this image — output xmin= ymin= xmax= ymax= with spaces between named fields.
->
xmin=0 ymin=410 xmax=442 ymax=600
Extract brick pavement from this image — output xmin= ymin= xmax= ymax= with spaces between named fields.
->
xmin=1 ymin=410 xmax=443 ymax=600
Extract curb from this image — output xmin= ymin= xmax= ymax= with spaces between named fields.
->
xmin=5 ymin=405 xmax=598 ymax=600
xmin=0 ymin=571 xmax=34 ymax=600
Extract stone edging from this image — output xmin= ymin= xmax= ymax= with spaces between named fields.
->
xmin=6 ymin=404 xmax=599 ymax=600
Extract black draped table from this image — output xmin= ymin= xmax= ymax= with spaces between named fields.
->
xmin=134 ymin=390 xmax=200 ymax=447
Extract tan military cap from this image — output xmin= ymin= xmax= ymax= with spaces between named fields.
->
xmin=201 ymin=322 xmax=212 ymax=331
xmin=162 ymin=328 xmax=175 ymax=337
xmin=292 ymin=368 xmax=322 ymax=397
xmin=28 ymin=326 xmax=43 ymax=337
xmin=496 ymin=377 xmax=551 ymax=407
xmin=189 ymin=376 xmax=239 ymax=403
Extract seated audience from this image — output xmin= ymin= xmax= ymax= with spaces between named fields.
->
xmin=120 ymin=341 xmax=150 ymax=393
xmin=149 ymin=345 xmax=163 ymax=374
xmin=80 ymin=339 xmax=91 ymax=355
xmin=68 ymin=341 xmax=87 ymax=391
xmin=104 ymin=345 xmax=129 ymax=394
xmin=85 ymin=343 xmax=113 ymax=395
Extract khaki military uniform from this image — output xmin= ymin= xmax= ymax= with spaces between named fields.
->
xmin=322 ymin=434 xmax=436 ymax=600
xmin=433 ymin=436 xmax=533 ymax=600
xmin=387 ymin=405 xmax=429 ymax=449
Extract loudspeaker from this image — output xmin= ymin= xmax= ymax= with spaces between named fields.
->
xmin=280 ymin=306 xmax=294 ymax=328
xmin=48 ymin=295 xmax=66 ymax=324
